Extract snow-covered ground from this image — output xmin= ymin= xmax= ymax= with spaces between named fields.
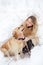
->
xmin=0 ymin=0 xmax=43 ymax=65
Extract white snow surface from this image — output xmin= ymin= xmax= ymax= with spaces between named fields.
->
xmin=0 ymin=0 xmax=43 ymax=65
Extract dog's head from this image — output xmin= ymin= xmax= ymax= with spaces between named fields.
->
xmin=12 ymin=25 xmax=25 ymax=40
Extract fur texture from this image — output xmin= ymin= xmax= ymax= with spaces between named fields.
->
xmin=0 ymin=37 xmax=26 ymax=60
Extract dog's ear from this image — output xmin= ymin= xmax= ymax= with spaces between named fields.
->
xmin=12 ymin=27 xmax=19 ymax=38
xmin=13 ymin=31 xmax=18 ymax=39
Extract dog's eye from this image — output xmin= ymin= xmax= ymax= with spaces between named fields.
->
xmin=21 ymin=28 xmax=24 ymax=31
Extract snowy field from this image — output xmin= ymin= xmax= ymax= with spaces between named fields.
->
xmin=0 ymin=0 xmax=43 ymax=65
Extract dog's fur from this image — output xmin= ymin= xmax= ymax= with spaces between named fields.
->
xmin=0 ymin=37 xmax=26 ymax=60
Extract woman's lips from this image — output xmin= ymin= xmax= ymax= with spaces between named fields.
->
xmin=27 ymin=25 xmax=33 ymax=28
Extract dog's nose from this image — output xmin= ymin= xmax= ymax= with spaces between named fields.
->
xmin=22 ymin=46 xmax=28 ymax=54
xmin=26 ymin=39 xmax=34 ymax=51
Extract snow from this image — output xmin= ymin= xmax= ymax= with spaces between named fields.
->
xmin=0 ymin=0 xmax=43 ymax=65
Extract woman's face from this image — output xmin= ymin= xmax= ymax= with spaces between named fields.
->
xmin=26 ymin=18 xmax=33 ymax=28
